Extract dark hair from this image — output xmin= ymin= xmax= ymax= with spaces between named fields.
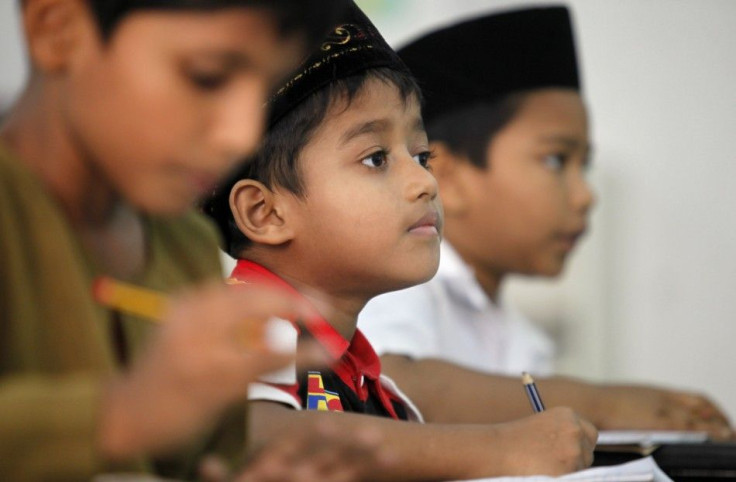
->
xmin=19 ymin=0 xmax=347 ymax=43
xmin=426 ymin=91 xmax=528 ymax=169
xmin=208 ymin=66 xmax=421 ymax=257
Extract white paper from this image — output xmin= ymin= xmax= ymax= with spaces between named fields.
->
xmin=455 ymin=456 xmax=673 ymax=482
xmin=596 ymin=430 xmax=709 ymax=446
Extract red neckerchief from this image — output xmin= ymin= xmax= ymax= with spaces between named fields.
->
xmin=229 ymin=259 xmax=402 ymax=418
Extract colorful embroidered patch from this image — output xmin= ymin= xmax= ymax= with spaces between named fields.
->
xmin=306 ymin=371 xmax=343 ymax=412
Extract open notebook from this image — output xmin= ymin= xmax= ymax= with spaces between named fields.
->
xmin=596 ymin=430 xmax=709 ymax=456
xmin=597 ymin=430 xmax=708 ymax=446
xmin=456 ymin=456 xmax=673 ymax=482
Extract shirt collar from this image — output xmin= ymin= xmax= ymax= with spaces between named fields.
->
xmin=437 ymin=242 xmax=496 ymax=312
xmin=344 ymin=329 xmax=382 ymax=380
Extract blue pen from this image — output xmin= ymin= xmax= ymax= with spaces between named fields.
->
xmin=522 ymin=372 xmax=545 ymax=413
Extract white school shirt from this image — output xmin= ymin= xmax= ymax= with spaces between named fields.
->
xmin=358 ymin=242 xmax=555 ymax=376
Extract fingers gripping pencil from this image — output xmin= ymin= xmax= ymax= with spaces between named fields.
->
xmin=91 ymin=276 xmax=268 ymax=350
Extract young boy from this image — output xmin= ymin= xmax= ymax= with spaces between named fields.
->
xmin=357 ymin=6 xmax=732 ymax=436
xmin=0 ymin=1 xmax=390 ymax=481
xmin=205 ymin=3 xmax=598 ymax=479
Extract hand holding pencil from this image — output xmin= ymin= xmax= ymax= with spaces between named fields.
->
xmin=94 ymin=278 xmax=326 ymax=461
xmin=522 ymin=372 xmax=545 ymax=413
xmin=465 ymin=372 xmax=597 ymax=475
xmin=488 ymin=406 xmax=598 ymax=475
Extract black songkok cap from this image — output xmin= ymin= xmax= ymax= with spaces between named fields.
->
xmin=399 ymin=6 xmax=580 ymax=125
xmin=266 ymin=0 xmax=410 ymax=127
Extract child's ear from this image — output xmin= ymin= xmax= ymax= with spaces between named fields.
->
xmin=429 ymin=141 xmax=471 ymax=216
xmin=23 ymin=0 xmax=91 ymax=73
xmin=230 ymin=180 xmax=295 ymax=246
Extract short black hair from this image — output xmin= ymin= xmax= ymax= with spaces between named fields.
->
xmin=206 ymin=66 xmax=421 ymax=257
xmin=426 ymin=91 xmax=528 ymax=169
xmin=21 ymin=0 xmax=347 ymax=44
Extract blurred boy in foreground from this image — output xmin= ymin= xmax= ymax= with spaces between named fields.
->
xmin=0 ymin=1 xmax=389 ymax=480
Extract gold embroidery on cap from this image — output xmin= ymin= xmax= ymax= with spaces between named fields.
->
xmin=321 ymin=25 xmax=353 ymax=51
xmin=271 ymin=45 xmax=375 ymax=99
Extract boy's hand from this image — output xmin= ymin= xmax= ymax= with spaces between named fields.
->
xmin=593 ymin=385 xmax=733 ymax=439
xmin=97 ymin=281 xmax=321 ymax=460
xmin=199 ymin=419 xmax=391 ymax=482
xmin=491 ymin=407 xmax=597 ymax=476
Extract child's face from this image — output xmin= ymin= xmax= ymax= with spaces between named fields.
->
xmin=63 ymin=8 xmax=303 ymax=214
xmin=449 ymin=88 xmax=593 ymax=277
xmin=284 ymin=78 xmax=442 ymax=297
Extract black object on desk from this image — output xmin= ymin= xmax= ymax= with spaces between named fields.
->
xmin=595 ymin=442 xmax=736 ymax=481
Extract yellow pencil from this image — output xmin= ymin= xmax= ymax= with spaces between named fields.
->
xmin=91 ymin=276 xmax=266 ymax=350
xmin=92 ymin=276 xmax=169 ymax=322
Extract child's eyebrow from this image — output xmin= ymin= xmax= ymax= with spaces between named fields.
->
xmin=538 ymin=135 xmax=586 ymax=150
xmin=188 ymin=49 xmax=290 ymax=87
xmin=539 ymin=135 xmax=594 ymax=163
xmin=188 ymin=50 xmax=256 ymax=70
xmin=411 ymin=116 xmax=427 ymax=135
xmin=339 ymin=116 xmax=427 ymax=146
xmin=339 ymin=119 xmax=391 ymax=146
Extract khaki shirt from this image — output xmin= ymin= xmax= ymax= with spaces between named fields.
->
xmin=0 ymin=144 xmax=244 ymax=481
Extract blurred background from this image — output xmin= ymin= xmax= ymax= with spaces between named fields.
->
xmin=2 ymin=1 xmax=736 ymax=420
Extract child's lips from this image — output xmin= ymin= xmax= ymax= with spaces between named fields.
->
xmin=556 ymin=228 xmax=586 ymax=251
xmin=408 ymin=210 xmax=441 ymax=236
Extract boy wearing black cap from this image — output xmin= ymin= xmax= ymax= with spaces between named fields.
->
xmin=358 ymin=6 xmax=732 ymax=437
xmin=0 ymin=1 xmax=393 ymax=481
xmin=206 ymin=3 xmax=598 ymax=479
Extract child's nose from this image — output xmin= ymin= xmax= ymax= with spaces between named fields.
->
xmin=570 ymin=173 xmax=595 ymax=214
xmin=404 ymin=155 xmax=439 ymax=202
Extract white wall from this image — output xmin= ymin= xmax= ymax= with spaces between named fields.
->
xmin=357 ymin=0 xmax=736 ymax=420
xmin=0 ymin=2 xmax=25 ymax=109
xmin=3 ymin=2 xmax=736 ymax=420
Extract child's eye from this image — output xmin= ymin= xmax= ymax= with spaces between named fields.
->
xmin=361 ymin=150 xmax=389 ymax=169
xmin=187 ymin=70 xmax=229 ymax=91
xmin=413 ymin=150 xmax=434 ymax=169
xmin=542 ymin=153 xmax=567 ymax=171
